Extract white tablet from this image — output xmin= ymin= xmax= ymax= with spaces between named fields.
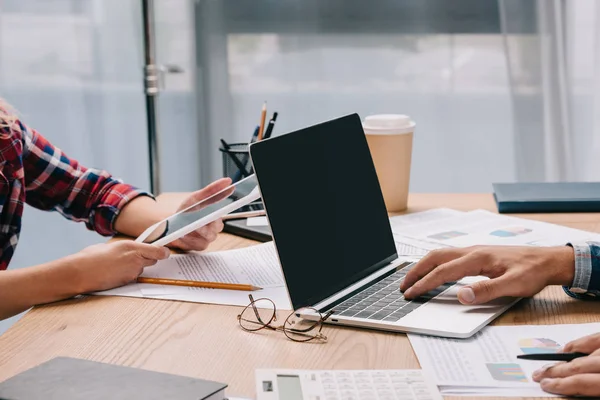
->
xmin=136 ymin=174 xmax=262 ymax=247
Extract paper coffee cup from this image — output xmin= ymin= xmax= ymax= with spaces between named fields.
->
xmin=363 ymin=114 xmax=415 ymax=213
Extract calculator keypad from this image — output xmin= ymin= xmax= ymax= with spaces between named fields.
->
xmin=316 ymin=370 xmax=439 ymax=400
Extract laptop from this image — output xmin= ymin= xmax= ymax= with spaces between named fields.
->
xmin=248 ymin=113 xmax=518 ymax=338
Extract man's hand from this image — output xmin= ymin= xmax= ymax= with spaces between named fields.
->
xmin=533 ymin=333 xmax=600 ymax=397
xmin=167 ymin=178 xmax=232 ymax=251
xmin=399 ymin=245 xmax=575 ymax=305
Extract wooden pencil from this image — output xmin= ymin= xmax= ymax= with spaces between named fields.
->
xmin=137 ymin=277 xmax=262 ymax=291
xmin=257 ymin=101 xmax=267 ymax=140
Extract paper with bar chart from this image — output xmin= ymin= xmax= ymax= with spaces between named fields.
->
xmin=390 ymin=208 xmax=464 ymax=257
xmin=392 ymin=209 xmax=600 ymax=248
xmin=408 ymin=323 xmax=600 ymax=397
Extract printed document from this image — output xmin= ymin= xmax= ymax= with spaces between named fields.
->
xmin=394 ymin=209 xmax=600 ymax=248
xmin=389 ymin=208 xmax=465 ymax=231
xmin=393 ymin=234 xmax=450 ymax=258
xmin=92 ymin=242 xmax=292 ymax=310
xmin=140 ymin=243 xmax=284 ymax=293
xmin=390 ymin=209 xmax=464 ymax=257
xmin=409 ymin=323 xmax=600 ymax=397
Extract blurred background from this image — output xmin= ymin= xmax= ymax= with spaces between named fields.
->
xmin=0 ymin=0 xmax=599 ymax=330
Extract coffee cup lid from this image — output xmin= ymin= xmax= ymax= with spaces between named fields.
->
xmin=362 ymin=114 xmax=415 ymax=135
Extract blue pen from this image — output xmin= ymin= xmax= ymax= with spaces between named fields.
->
xmin=249 ymin=125 xmax=260 ymax=144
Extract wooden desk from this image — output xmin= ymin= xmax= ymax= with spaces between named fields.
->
xmin=0 ymin=193 xmax=599 ymax=400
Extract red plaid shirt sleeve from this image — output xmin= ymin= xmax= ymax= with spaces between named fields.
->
xmin=20 ymin=122 xmax=152 ymax=236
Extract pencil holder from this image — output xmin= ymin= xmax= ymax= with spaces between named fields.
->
xmin=219 ymin=142 xmax=251 ymax=182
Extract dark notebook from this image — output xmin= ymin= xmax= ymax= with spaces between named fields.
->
xmin=492 ymin=182 xmax=600 ymax=213
xmin=224 ymin=199 xmax=271 ymax=242
xmin=0 ymin=357 xmax=227 ymax=400
xmin=224 ymin=218 xmax=272 ymax=242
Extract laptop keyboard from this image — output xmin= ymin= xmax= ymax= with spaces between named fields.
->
xmin=328 ymin=263 xmax=455 ymax=323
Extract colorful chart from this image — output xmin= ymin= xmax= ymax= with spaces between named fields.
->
xmin=489 ymin=227 xmax=533 ymax=237
xmin=427 ymin=231 xmax=467 ymax=240
xmin=518 ymin=338 xmax=561 ymax=354
xmin=486 ymin=363 xmax=528 ymax=382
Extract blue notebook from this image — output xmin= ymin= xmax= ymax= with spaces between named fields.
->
xmin=492 ymin=182 xmax=600 ymax=213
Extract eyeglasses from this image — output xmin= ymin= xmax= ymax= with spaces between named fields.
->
xmin=237 ymin=294 xmax=335 ymax=342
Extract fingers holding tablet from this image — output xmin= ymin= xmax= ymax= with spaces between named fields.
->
xmin=136 ymin=175 xmax=262 ymax=248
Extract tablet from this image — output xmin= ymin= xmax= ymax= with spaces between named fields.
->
xmin=136 ymin=174 xmax=262 ymax=247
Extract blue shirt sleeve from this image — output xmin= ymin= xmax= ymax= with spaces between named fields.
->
xmin=563 ymin=241 xmax=600 ymax=300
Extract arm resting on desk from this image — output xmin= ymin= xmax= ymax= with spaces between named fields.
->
xmin=0 ymin=241 xmax=170 ymax=321
xmin=0 ymin=256 xmax=85 ymax=320
xmin=564 ymin=241 xmax=600 ymax=300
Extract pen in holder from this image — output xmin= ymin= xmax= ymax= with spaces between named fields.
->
xmin=219 ymin=142 xmax=252 ymax=183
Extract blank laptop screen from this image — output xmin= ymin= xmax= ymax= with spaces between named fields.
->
xmin=249 ymin=113 xmax=398 ymax=310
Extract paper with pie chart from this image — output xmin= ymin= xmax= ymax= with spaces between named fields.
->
xmin=392 ymin=209 xmax=600 ymax=248
xmin=518 ymin=338 xmax=561 ymax=354
xmin=408 ymin=323 xmax=600 ymax=397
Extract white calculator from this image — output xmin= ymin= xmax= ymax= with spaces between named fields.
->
xmin=254 ymin=369 xmax=442 ymax=400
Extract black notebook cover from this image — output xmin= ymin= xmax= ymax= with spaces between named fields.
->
xmin=492 ymin=182 xmax=600 ymax=213
xmin=0 ymin=357 xmax=227 ymax=400
xmin=224 ymin=218 xmax=272 ymax=242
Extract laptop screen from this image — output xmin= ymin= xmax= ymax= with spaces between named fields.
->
xmin=249 ymin=113 xmax=398 ymax=310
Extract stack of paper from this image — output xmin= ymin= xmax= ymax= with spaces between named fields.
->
xmin=408 ymin=323 xmax=600 ymax=397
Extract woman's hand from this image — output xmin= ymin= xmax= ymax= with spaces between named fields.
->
xmin=400 ymin=245 xmax=575 ymax=305
xmin=115 ymin=178 xmax=233 ymax=251
xmin=532 ymin=333 xmax=600 ymax=397
xmin=71 ymin=241 xmax=170 ymax=293
xmin=0 ymin=240 xmax=171 ymax=320
xmin=167 ymin=178 xmax=232 ymax=251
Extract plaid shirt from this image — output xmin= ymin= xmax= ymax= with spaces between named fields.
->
xmin=564 ymin=241 xmax=600 ymax=300
xmin=0 ymin=119 xmax=149 ymax=270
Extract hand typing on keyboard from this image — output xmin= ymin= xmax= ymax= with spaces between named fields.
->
xmin=330 ymin=264 xmax=453 ymax=322
xmin=400 ymin=246 xmax=575 ymax=305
